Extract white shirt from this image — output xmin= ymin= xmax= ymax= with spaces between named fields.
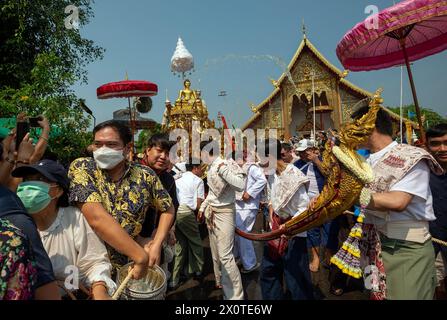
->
xmin=176 ymin=171 xmax=205 ymax=211
xmin=39 ymin=206 xmax=116 ymax=295
xmin=235 ymin=165 xmax=267 ymax=210
xmin=306 ymin=163 xmax=320 ymax=199
xmin=365 ymin=141 xmax=435 ymax=224
xmin=200 ymin=157 xmax=245 ymax=211
xmin=172 ymin=162 xmax=187 ymax=180
xmin=270 ymin=165 xmax=310 ymax=237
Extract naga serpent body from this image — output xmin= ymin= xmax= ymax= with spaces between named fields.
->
xmin=236 ymin=92 xmax=382 ymax=241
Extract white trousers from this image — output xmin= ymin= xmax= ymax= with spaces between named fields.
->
xmin=207 ymin=205 xmax=244 ymax=300
xmin=235 ymin=209 xmax=258 ymax=270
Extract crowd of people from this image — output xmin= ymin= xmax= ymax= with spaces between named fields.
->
xmin=0 ymin=107 xmax=446 ymax=300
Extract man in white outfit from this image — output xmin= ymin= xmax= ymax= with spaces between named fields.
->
xmin=198 ymin=141 xmax=246 ymax=300
xmin=235 ymin=148 xmax=267 ymax=273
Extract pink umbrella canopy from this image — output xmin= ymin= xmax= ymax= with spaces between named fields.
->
xmin=337 ymin=0 xmax=447 ymax=71
xmin=97 ymin=80 xmax=158 ymax=99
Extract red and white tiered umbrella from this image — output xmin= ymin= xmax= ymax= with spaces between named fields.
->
xmin=96 ymin=80 xmax=158 ymax=147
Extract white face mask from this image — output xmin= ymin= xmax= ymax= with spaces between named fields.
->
xmin=93 ymin=146 xmax=125 ymax=169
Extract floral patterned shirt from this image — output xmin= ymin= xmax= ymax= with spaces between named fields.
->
xmin=68 ymin=158 xmax=173 ymax=269
xmin=0 ymin=218 xmax=37 ymax=300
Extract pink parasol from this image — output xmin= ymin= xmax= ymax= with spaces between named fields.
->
xmin=337 ymin=0 xmax=447 ymax=142
xmin=96 ymin=80 xmax=158 ymax=148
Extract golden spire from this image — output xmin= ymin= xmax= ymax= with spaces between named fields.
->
xmin=371 ymin=88 xmax=384 ymax=106
xmin=302 ymin=19 xmax=306 ymax=39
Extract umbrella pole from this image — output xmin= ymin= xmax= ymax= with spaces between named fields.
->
xmin=128 ymin=97 xmax=135 ymax=156
xmin=400 ymin=40 xmax=425 ymax=144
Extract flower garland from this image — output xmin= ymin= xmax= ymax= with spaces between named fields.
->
xmin=332 ymin=146 xmax=374 ymax=184
xmin=330 ymin=147 xmax=374 ymax=280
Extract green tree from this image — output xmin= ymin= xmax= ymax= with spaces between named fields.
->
xmin=0 ymin=0 xmax=103 ymax=88
xmin=387 ymin=105 xmax=446 ymax=129
xmin=136 ymin=123 xmax=163 ymax=153
xmin=0 ymin=0 xmax=104 ymax=164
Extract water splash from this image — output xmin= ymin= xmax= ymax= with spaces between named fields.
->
xmin=199 ymin=54 xmax=300 ymax=96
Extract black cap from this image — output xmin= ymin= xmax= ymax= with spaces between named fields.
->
xmin=12 ymin=159 xmax=70 ymax=191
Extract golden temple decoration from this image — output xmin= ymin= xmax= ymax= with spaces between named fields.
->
xmin=249 ymin=102 xmax=259 ymax=113
xmin=162 ymin=79 xmax=215 ymax=133
xmin=269 ymin=78 xmax=279 ymax=88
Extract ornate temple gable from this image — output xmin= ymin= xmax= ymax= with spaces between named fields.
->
xmin=242 ymin=88 xmax=281 ymax=130
xmin=242 ymin=35 xmax=382 ymax=132
xmin=339 ymin=86 xmax=364 ymax=122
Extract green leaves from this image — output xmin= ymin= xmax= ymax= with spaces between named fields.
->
xmin=388 ymin=105 xmax=446 ymax=129
xmin=0 ymin=0 xmax=103 ymax=165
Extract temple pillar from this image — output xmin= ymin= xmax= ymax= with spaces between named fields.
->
xmin=281 ymin=88 xmax=291 ymax=140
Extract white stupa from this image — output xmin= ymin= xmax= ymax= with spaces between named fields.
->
xmin=170 ymin=37 xmax=194 ymax=77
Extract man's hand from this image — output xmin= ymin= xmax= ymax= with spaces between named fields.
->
xmin=167 ymin=227 xmax=176 ymax=246
xmin=242 ymin=191 xmax=251 ymax=202
xmin=91 ymin=282 xmax=113 ymax=300
xmin=37 ymin=116 xmax=50 ymax=132
xmin=306 ymin=149 xmax=318 ymax=162
xmin=132 ymin=252 xmax=149 ymax=279
xmin=17 ymin=133 xmax=35 ymax=163
xmin=308 ymin=197 xmax=318 ymax=211
xmin=197 ymin=211 xmax=205 ymax=223
xmin=2 ymin=130 xmax=15 ymax=157
xmin=143 ymin=241 xmax=163 ymax=267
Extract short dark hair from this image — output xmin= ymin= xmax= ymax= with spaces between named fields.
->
xmin=93 ymin=120 xmax=132 ymax=145
xmin=351 ymin=106 xmax=393 ymax=137
xmin=185 ymin=158 xmax=201 ymax=171
xmin=147 ymin=133 xmax=175 ymax=152
xmin=426 ymin=123 xmax=447 ymax=140
xmin=259 ymin=139 xmax=281 ymax=160
xmin=281 ymin=143 xmax=293 ymax=152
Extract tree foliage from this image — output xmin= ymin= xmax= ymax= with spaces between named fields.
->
xmin=0 ymin=0 xmax=104 ymax=164
xmin=136 ymin=123 xmax=163 ymax=153
xmin=387 ymin=105 xmax=446 ymax=129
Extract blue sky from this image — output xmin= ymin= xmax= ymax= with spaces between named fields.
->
xmin=73 ymin=0 xmax=447 ymax=129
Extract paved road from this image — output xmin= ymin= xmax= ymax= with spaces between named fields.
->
xmin=166 ymin=213 xmax=369 ymax=300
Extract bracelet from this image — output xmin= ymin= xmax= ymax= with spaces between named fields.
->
xmin=16 ymin=160 xmax=30 ymax=165
xmin=39 ymin=136 xmax=49 ymax=142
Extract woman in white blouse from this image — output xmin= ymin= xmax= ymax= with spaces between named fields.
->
xmin=12 ymin=159 xmax=116 ymax=300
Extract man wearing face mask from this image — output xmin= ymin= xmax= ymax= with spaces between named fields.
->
xmin=68 ymin=121 xmax=174 ymax=280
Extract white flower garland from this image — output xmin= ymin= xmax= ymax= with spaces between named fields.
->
xmin=332 ymin=146 xmax=374 ymax=184
xmin=359 ymin=187 xmax=372 ymax=207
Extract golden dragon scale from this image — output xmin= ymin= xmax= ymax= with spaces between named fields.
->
xmin=236 ymin=94 xmax=382 ymax=242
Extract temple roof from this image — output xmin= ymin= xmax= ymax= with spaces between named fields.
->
xmin=242 ymin=35 xmax=374 ymax=130
xmin=242 ymin=35 xmax=417 ymax=130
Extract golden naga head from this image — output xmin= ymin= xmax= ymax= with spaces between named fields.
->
xmin=338 ymin=89 xmax=383 ymax=150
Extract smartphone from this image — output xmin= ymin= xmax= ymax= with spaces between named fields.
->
xmin=16 ymin=121 xmax=30 ymax=151
xmin=29 ymin=116 xmax=42 ymax=127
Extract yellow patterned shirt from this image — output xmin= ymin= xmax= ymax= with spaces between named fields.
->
xmin=68 ymin=157 xmax=172 ymax=269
